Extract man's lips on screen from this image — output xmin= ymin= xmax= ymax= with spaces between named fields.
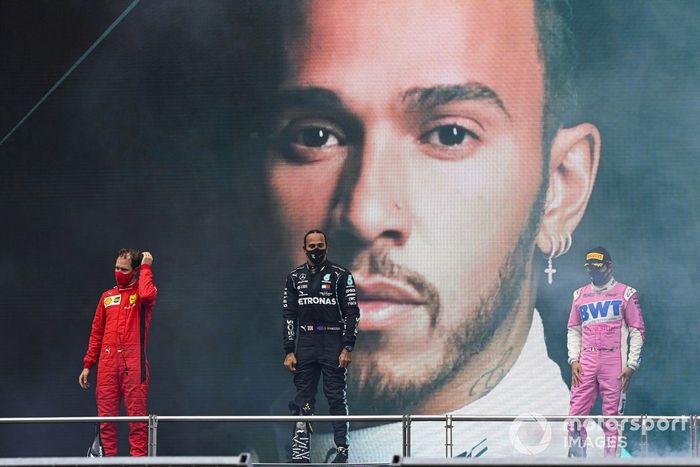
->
xmin=355 ymin=275 xmax=426 ymax=330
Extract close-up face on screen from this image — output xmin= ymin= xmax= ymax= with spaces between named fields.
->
xmin=1 ymin=0 xmax=699 ymax=462
xmin=266 ymin=0 xmax=550 ymax=413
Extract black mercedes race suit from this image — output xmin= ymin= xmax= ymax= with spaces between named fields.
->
xmin=283 ymin=261 xmax=360 ymax=447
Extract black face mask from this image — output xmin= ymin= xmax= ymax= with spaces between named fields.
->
xmin=588 ymin=269 xmax=608 ymax=284
xmin=306 ymin=248 xmax=326 ymax=265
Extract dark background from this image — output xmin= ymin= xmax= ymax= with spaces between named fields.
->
xmin=1 ymin=0 xmax=698 ymax=458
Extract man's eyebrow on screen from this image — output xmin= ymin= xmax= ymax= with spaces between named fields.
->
xmin=268 ymin=83 xmax=510 ymax=119
xmin=271 ymin=87 xmax=351 ymax=114
xmin=402 ymin=83 xmax=511 ymax=118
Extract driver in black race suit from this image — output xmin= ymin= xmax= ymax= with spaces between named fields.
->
xmin=283 ymin=230 xmax=360 ymax=463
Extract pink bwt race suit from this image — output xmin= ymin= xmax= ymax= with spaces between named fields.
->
xmin=83 ymin=264 xmax=157 ymax=456
xmin=567 ymin=279 xmax=645 ymax=456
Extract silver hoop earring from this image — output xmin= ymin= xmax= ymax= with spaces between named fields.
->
xmin=559 ymin=233 xmax=572 ymax=257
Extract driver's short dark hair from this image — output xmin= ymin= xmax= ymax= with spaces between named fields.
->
xmin=117 ymin=248 xmax=140 ymax=269
xmin=303 ymin=229 xmax=327 ymax=247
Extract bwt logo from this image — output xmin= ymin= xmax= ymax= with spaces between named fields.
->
xmin=579 ymin=300 xmax=622 ymax=321
xmin=298 ymin=297 xmax=337 ymax=306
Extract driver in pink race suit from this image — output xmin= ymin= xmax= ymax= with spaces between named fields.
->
xmin=567 ymin=247 xmax=645 ymax=457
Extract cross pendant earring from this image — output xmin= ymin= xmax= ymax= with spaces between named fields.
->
xmin=545 ymin=256 xmax=557 ymax=285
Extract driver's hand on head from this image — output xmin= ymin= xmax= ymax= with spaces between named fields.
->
xmin=141 ymin=251 xmax=153 ymax=266
xmin=284 ymin=352 xmax=297 ymax=372
xmin=78 ymin=368 xmax=90 ymax=389
xmin=571 ymin=361 xmax=583 ymax=387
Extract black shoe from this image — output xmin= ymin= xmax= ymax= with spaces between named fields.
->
xmin=331 ymin=445 xmax=348 ymax=464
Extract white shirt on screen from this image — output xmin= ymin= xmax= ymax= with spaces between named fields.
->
xmin=314 ymin=310 xmax=606 ymax=462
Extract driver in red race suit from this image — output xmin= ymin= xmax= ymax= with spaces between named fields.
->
xmin=78 ymin=249 xmax=157 ymax=456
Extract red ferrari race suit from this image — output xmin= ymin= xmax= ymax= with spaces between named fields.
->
xmin=83 ymin=264 xmax=157 ymax=456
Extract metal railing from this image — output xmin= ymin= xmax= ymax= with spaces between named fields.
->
xmin=0 ymin=414 xmax=696 ymax=458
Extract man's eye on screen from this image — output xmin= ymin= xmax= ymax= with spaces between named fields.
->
xmin=419 ymin=124 xmax=481 ymax=159
xmin=297 ymin=127 xmax=342 ymax=148
xmin=275 ymin=123 xmax=348 ymax=163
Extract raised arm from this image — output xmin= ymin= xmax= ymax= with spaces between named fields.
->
xmin=138 ymin=252 xmax=157 ymax=305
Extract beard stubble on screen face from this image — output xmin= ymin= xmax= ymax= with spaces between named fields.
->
xmin=340 ymin=196 xmax=544 ymax=415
